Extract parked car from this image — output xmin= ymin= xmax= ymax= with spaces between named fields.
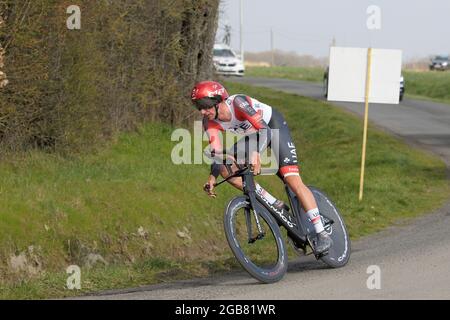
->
xmin=323 ymin=66 xmax=330 ymax=98
xmin=399 ymin=75 xmax=405 ymax=101
xmin=429 ymin=55 xmax=449 ymax=71
xmin=212 ymin=43 xmax=245 ymax=77
xmin=323 ymin=66 xmax=405 ymax=102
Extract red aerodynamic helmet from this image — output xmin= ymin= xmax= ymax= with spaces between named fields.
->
xmin=191 ymin=81 xmax=229 ymax=110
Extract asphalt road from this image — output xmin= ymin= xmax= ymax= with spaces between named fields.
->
xmin=81 ymin=77 xmax=450 ymax=300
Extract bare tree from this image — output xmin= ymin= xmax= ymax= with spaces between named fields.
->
xmin=0 ymin=12 xmax=7 ymax=88
xmin=222 ymin=24 xmax=231 ymax=45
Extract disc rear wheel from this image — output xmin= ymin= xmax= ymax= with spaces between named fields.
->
xmin=309 ymin=186 xmax=351 ymax=268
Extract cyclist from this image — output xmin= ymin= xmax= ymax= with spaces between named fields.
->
xmin=191 ymin=80 xmax=332 ymax=254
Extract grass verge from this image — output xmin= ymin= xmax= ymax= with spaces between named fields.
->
xmin=246 ymin=66 xmax=324 ymax=83
xmin=403 ymin=70 xmax=450 ymax=105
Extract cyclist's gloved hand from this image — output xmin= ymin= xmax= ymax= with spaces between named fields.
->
xmin=203 ymin=175 xmax=217 ymax=198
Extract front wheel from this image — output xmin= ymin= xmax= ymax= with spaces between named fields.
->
xmin=309 ymin=186 xmax=351 ymax=268
xmin=224 ymin=196 xmax=288 ymax=283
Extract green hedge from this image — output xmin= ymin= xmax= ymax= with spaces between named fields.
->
xmin=0 ymin=0 xmax=219 ymax=153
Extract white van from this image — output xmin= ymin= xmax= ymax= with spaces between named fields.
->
xmin=213 ymin=43 xmax=245 ymax=77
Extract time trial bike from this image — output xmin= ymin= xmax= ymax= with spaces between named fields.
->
xmin=213 ymin=160 xmax=351 ymax=283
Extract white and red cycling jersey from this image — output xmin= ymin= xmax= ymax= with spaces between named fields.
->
xmin=203 ymin=94 xmax=300 ymax=179
xmin=203 ymin=94 xmax=272 ymax=153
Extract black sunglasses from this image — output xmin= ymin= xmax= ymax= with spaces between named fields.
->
xmin=193 ymin=96 xmax=221 ymax=110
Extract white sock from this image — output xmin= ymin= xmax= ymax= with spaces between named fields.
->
xmin=306 ymin=208 xmax=325 ymax=234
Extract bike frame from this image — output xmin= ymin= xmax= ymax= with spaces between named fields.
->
xmin=214 ymin=150 xmax=351 ymax=274
xmin=218 ymin=165 xmax=330 ymax=253
xmin=241 ymin=167 xmax=309 ymax=246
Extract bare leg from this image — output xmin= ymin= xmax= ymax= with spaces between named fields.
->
xmin=283 ymin=174 xmax=333 ymax=253
xmin=283 ymin=175 xmax=318 ymax=211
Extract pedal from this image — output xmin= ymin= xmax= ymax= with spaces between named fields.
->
xmin=248 ymin=233 xmax=265 ymax=244
xmin=314 ymin=250 xmax=330 ymax=259
xmin=287 ymin=236 xmax=309 ymax=256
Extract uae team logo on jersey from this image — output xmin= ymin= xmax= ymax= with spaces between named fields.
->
xmin=232 ymin=122 xmax=252 ymax=133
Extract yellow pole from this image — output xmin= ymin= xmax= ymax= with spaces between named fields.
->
xmin=359 ymin=48 xmax=373 ymax=201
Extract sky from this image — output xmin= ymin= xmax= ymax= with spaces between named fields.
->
xmin=217 ymin=0 xmax=450 ymax=61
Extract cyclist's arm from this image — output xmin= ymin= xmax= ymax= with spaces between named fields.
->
xmin=203 ymin=118 xmax=224 ymax=178
xmin=233 ymin=95 xmax=272 ymax=153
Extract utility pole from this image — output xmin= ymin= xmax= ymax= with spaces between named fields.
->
xmin=240 ymin=0 xmax=244 ymax=62
xmin=271 ymin=28 xmax=274 ymax=66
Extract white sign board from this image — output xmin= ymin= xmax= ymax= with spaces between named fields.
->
xmin=327 ymin=47 xmax=402 ymax=104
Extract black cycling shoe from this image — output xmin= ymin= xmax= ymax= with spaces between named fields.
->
xmin=312 ymin=231 xmax=333 ymax=254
